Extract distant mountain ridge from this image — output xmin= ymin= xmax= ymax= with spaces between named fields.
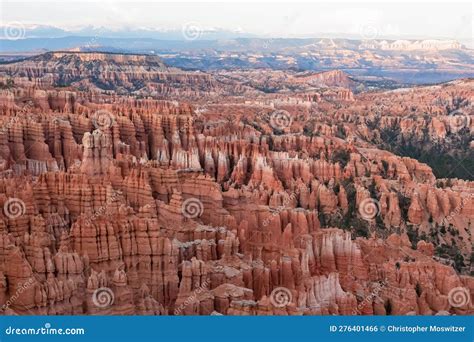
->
xmin=359 ymin=39 xmax=462 ymax=51
xmin=0 ymin=51 xmax=360 ymax=96
xmin=0 ymin=34 xmax=470 ymax=53
xmin=0 ymin=24 xmax=470 ymax=47
xmin=31 ymin=51 xmax=170 ymax=68
xmin=0 ymin=51 xmax=194 ymax=95
xmin=1 ymin=38 xmax=472 ymax=85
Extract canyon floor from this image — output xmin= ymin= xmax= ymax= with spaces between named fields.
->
xmin=0 ymin=51 xmax=472 ymax=315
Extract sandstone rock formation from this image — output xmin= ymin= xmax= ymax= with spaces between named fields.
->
xmin=0 ymin=52 xmax=472 ymax=316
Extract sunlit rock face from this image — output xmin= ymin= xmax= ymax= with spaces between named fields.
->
xmin=0 ymin=52 xmax=472 ymax=316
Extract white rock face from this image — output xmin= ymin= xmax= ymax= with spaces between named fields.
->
xmin=360 ymin=39 xmax=463 ymax=51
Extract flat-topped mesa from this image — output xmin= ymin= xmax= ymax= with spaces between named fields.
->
xmin=48 ymin=51 xmax=169 ymax=67
xmin=293 ymin=70 xmax=355 ymax=89
xmin=0 ymin=51 xmax=224 ymax=98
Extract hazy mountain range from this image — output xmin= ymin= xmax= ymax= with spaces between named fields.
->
xmin=1 ymin=24 xmax=472 ymax=85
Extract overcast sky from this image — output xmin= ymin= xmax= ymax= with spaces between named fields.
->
xmin=1 ymin=1 xmax=472 ymax=41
